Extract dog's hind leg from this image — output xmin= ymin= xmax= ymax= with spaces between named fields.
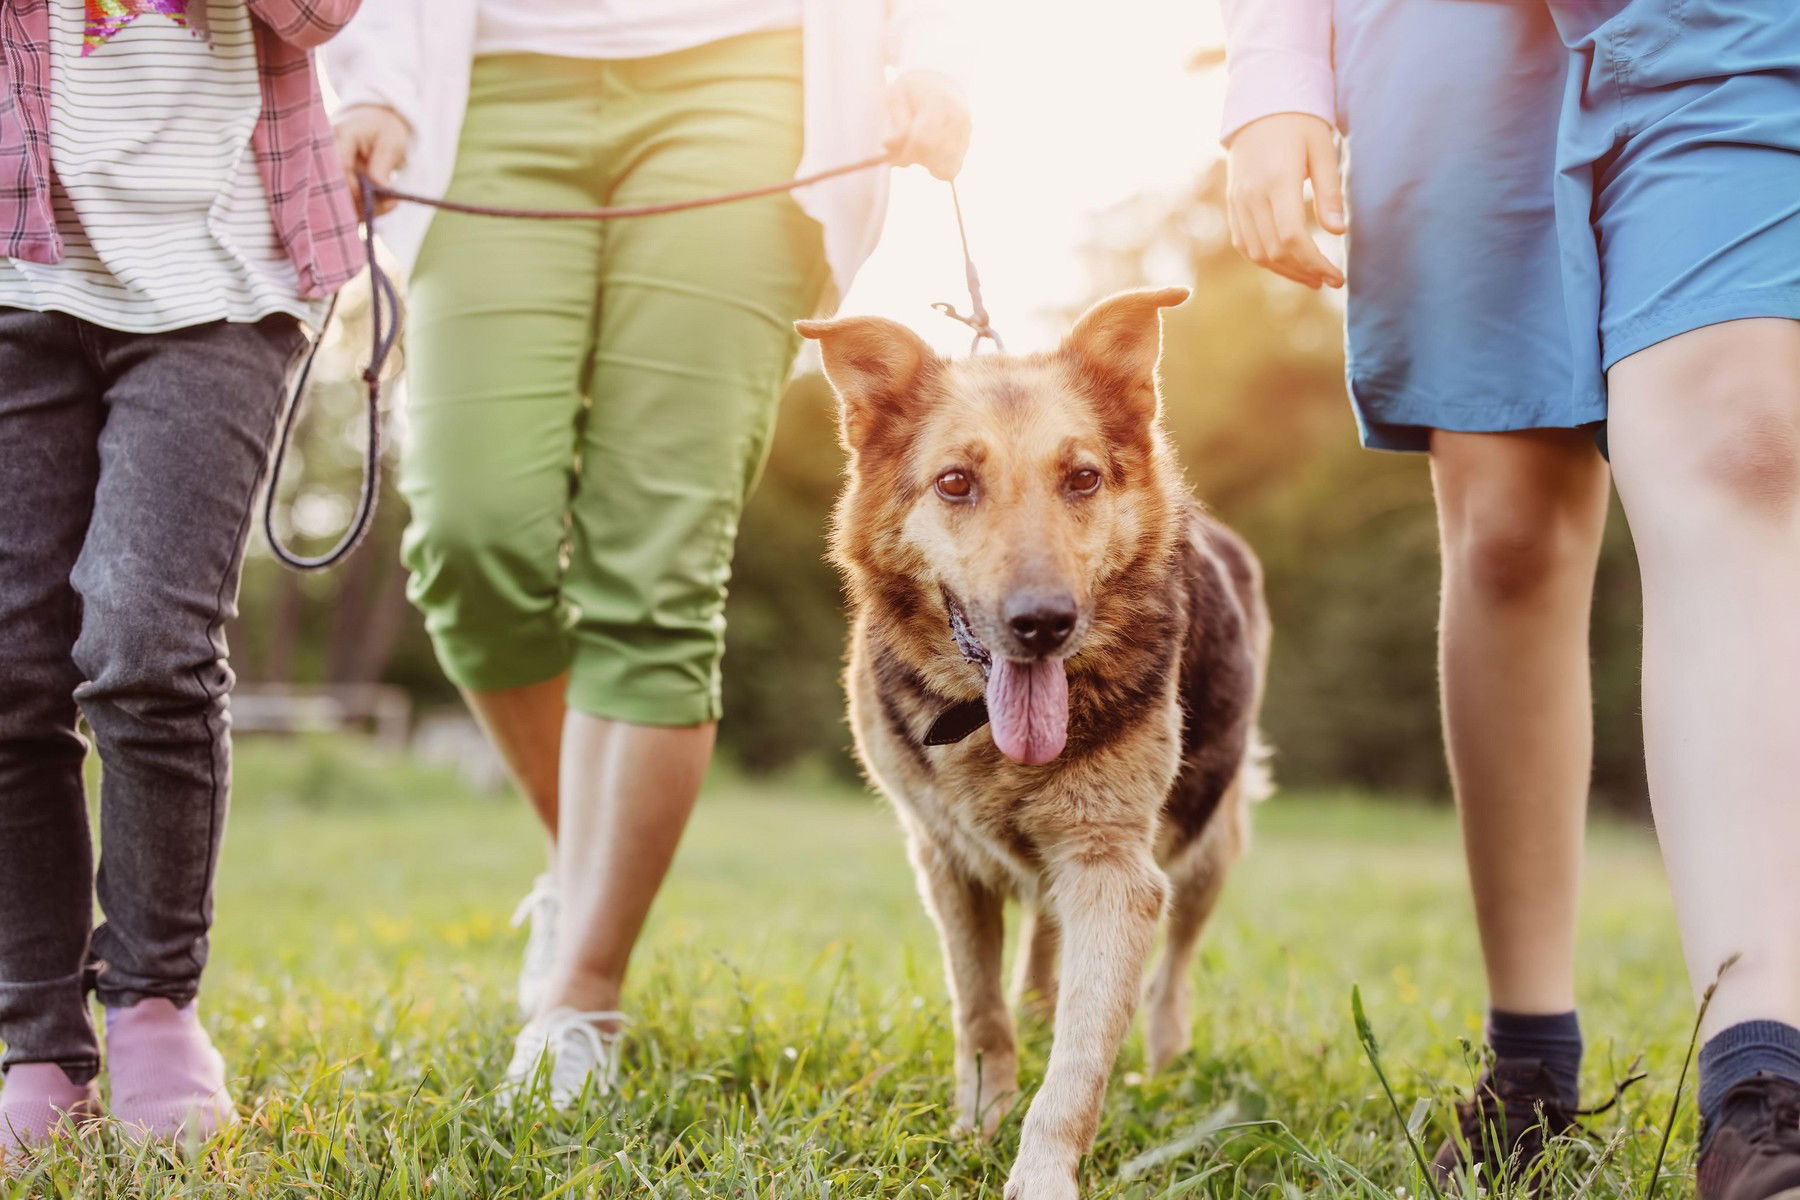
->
xmin=909 ymin=838 xmax=1019 ymax=1137
xmin=1008 ymin=852 xmax=1166 ymax=1200
xmin=1144 ymin=788 xmax=1248 ymax=1072
xmin=1143 ymin=850 xmax=1228 ymax=1072
xmin=1010 ymin=904 xmax=1060 ymax=1024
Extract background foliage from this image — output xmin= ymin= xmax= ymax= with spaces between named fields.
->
xmin=239 ymin=165 xmax=1651 ymax=812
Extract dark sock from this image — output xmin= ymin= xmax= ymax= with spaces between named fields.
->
xmin=1488 ymin=1008 xmax=1583 ymax=1105
xmin=1698 ymin=1021 xmax=1800 ymax=1132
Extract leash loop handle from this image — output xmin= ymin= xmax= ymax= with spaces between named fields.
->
xmin=261 ymin=175 xmax=392 ymax=572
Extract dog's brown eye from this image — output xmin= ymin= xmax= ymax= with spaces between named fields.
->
xmin=935 ymin=470 xmax=973 ymax=500
xmin=1068 ymin=468 xmax=1102 ymax=495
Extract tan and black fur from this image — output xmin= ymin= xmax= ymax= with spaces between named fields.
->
xmin=799 ymin=288 xmax=1271 ymax=1200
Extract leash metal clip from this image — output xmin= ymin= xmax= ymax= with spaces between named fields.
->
xmin=934 ymin=180 xmax=1006 ymax=354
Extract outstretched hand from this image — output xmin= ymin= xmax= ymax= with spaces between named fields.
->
xmin=1226 ymin=113 xmax=1346 ymax=289
xmin=884 ymin=70 xmax=973 ymax=181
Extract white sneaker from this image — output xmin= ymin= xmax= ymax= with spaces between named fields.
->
xmin=510 ymin=873 xmax=559 ymax=1017
xmin=497 ymin=1007 xmax=628 ymax=1111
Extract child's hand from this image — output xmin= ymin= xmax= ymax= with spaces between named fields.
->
xmin=332 ymin=105 xmax=411 ymax=216
xmin=1227 ymin=113 xmax=1346 ymax=289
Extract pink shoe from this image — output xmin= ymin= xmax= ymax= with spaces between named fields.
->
xmin=0 ymin=1063 xmax=101 ymax=1160
xmin=104 ymin=999 xmax=234 ymax=1143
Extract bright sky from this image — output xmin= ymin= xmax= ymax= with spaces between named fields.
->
xmin=842 ymin=1 xmax=1231 ymax=355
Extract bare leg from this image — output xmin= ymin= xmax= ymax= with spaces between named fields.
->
xmin=464 ymin=674 xmax=568 ymax=840
xmin=1010 ymin=905 xmax=1060 ymax=1024
xmin=911 ymin=838 xmax=1018 ymax=1137
xmin=1008 ymin=853 xmax=1166 ymax=1200
xmin=1431 ymin=430 xmax=1610 ymax=1015
xmin=1607 ymin=318 xmax=1800 ymax=1036
xmin=539 ymin=714 xmax=713 ymax=1017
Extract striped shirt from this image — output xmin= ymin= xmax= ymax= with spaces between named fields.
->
xmin=0 ymin=0 xmax=321 ymax=331
xmin=0 ymin=0 xmax=362 ymax=301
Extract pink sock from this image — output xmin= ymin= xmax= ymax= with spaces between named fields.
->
xmin=104 ymin=999 xmax=234 ymax=1143
xmin=0 ymin=1063 xmax=101 ymax=1159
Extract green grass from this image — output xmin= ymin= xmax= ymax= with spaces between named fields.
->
xmin=6 ymin=739 xmax=1700 ymax=1198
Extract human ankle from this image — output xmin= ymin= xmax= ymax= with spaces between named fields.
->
xmin=540 ymin=971 xmax=624 ymax=1020
xmin=1699 ymin=1020 xmax=1800 ymax=1135
xmin=1487 ymin=1007 xmax=1582 ymax=1105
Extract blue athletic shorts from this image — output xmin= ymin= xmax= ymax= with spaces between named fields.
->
xmin=1333 ymin=0 xmax=1800 ymax=452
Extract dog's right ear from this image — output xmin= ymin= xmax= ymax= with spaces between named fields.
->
xmin=797 ymin=316 xmax=941 ymax=451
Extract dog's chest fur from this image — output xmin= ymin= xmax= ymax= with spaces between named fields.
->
xmin=848 ymin=506 xmax=1264 ymax=898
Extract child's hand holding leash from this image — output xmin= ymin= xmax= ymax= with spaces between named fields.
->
xmin=333 ymin=104 xmax=411 ymax=216
xmin=1226 ymin=113 xmax=1346 ymax=290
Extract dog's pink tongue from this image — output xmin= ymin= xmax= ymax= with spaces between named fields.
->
xmin=986 ymin=658 xmax=1069 ymax=765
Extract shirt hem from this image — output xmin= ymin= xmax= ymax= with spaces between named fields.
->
xmin=0 ymin=294 xmax=325 ymax=336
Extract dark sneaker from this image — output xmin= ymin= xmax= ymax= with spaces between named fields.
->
xmin=1429 ymin=1058 xmax=1579 ymax=1191
xmin=1698 ymin=1073 xmax=1800 ymax=1200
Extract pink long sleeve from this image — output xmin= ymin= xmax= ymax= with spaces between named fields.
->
xmin=246 ymin=0 xmax=361 ymax=48
xmin=1218 ymin=0 xmax=1336 ymax=144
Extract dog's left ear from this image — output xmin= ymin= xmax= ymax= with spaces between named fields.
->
xmin=1061 ymin=286 xmax=1191 ymax=423
xmin=797 ymin=315 xmax=942 ymax=453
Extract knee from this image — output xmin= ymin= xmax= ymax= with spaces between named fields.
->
xmin=1443 ymin=509 xmax=1589 ymax=605
xmin=405 ymin=489 xmax=562 ymax=607
xmin=69 ymin=588 xmax=226 ymax=723
xmin=1433 ymin=436 xmax=1608 ymax=606
xmin=1693 ymin=397 xmax=1800 ymax=524
xmin=1614 ymin=342 xmax=1800 ymax=529
xmin=405 ymin=497 xmax=574 ymax=688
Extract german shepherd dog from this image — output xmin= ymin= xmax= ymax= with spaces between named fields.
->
xmin=798 ymin=288 xmax=1272 ymax=1199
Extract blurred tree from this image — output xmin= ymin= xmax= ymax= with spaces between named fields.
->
xmin=720 ymin=371 xmax=856 ymax=774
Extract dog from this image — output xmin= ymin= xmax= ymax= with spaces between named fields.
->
xmin=797 ymin=287 xmax=1272 ymax=1199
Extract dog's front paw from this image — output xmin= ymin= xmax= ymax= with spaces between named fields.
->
xmin=951 ymin=1057 xmax=1018 ymax=1138
xmin=1004 ymin=1157 xmax=1079 ymax=1200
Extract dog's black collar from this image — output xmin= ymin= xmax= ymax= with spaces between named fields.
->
xmin=924 ymin=697 xmax=990 ymax=746
xmin=925 ymin=591 xmax=992 ymax=747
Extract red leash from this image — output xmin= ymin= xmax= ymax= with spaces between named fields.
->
xmin=264 ymin=153 xmax=1001 ymax=571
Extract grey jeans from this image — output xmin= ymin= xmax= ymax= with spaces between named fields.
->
xmin=0 ymin=308 xmax=304 ymax=1083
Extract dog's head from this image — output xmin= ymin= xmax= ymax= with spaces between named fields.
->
xmin=800 ymin=286 xmax=1190 ymax=765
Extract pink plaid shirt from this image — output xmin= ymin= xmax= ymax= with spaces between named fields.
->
xmin=0 ymin=0 xmax=362 ymax=300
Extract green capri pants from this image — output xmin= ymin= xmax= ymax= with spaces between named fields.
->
xmin=403 ymin=29 xmax=829 ymax=726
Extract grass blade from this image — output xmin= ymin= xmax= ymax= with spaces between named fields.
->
xmin=1352 ymin=985 xmax=1446 ymax=1200
xmin=1643 ymin=953 xmax=1739 ymax=1200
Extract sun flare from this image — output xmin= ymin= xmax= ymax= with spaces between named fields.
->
xmin=845 ymin=0 xmax=1230 ymax=353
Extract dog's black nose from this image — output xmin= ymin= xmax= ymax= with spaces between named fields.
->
xmin=1005 ymin=591 xmax=1078 ymax=654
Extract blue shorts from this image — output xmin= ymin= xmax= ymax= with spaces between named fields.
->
xmin=1334 ymin=0 xmax=1800 ymax=452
